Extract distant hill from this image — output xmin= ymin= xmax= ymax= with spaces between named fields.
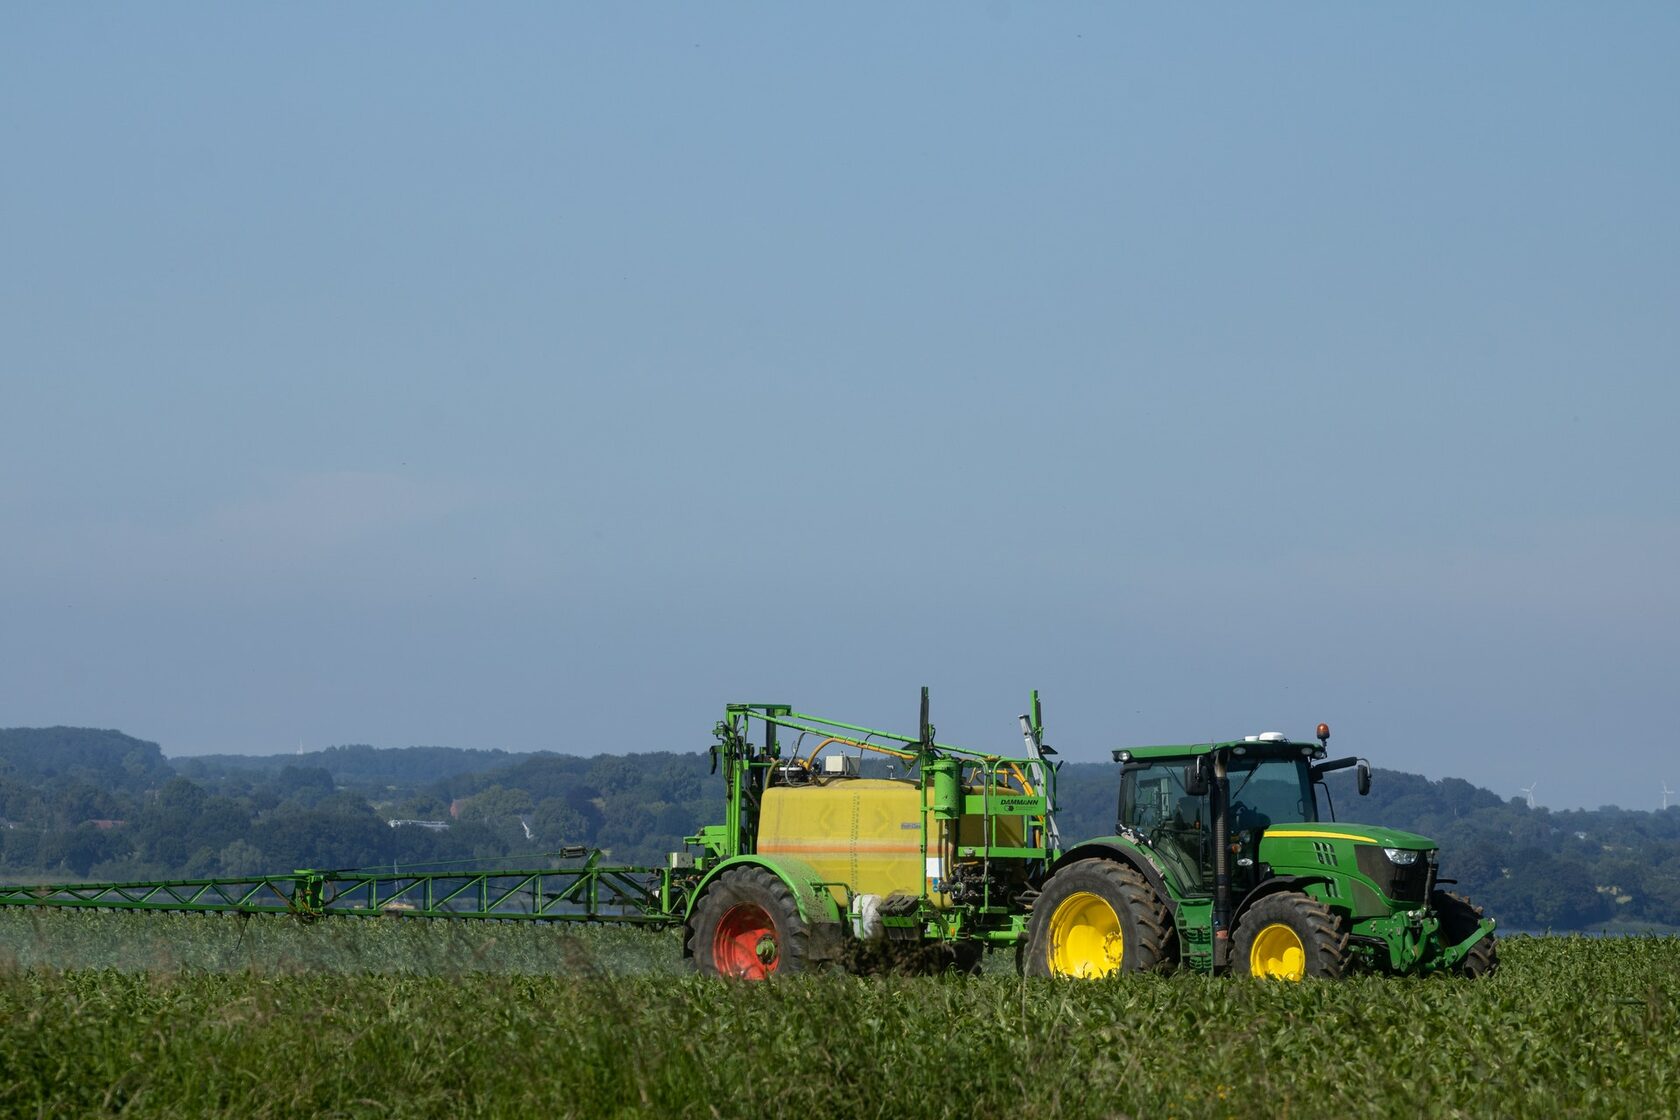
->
xmin=0 ymin=727 xmax=173 ymax=795
xmin=175 ymin=743 xmax=547 ymax=793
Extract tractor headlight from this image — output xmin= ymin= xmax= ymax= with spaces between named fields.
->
xmin=1383 ymin=847 xmax=1420 ymax=865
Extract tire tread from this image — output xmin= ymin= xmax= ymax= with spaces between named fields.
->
xmin=1433 ymin=889 xmax=1498 ymax=979
xmin=1022 ymin=857 xmax=1177 ymax=977
xmin=1233 ymin=891 xmax=1349 ymax=980
xmin=686 ymin=865 xmax=810 ymax=978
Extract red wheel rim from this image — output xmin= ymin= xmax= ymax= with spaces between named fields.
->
xmin=712 ymin=903 xmax=779 ymax=978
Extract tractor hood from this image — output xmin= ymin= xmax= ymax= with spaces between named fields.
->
xmin=1258 ymin=823 xmax=1440 ymax=916
xmin=1259 ymin=823 xmax=1436 ymax=851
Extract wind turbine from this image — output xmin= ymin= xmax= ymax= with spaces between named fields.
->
xmin=1663 ymin=782 xmax=1674 ymax=812
xmin=1518 ymin=782 xmax=1537 ymax=810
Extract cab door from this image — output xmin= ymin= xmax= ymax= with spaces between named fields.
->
xmin=1120 ymin=759 xmax=1212 ymax=896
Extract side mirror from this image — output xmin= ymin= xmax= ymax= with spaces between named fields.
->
xmin=1356 ymin=760 xmax=1371 ymax=797
xmin=1183 ymin=757 xmax=1210 ymax=797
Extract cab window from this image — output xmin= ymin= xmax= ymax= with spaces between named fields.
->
xmin=1120 ymin=758 xmax=1211 ymax=895
xmin=1225 ymin=755 xmax=1317 ymax=829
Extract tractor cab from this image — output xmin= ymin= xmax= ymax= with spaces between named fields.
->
xmin=1114 ymin=729 xmax=1372 ymax=901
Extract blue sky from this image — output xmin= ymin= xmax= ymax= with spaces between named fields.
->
xmin=3 ymin=6 xmax=1676 ymax=810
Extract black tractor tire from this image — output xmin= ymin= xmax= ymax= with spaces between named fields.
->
xmin=1022 ymin=858 xmax=1176 ymax=978
xmin=1232 ymin=891 xmax=1349 ymax=981
xmin=686 ymin=866 xmax=810 ymax=979
xmin=1433 ymin=889 xmax=1499 ymax=978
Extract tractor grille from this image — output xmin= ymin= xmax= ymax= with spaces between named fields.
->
xmin=1354 ymin=845 xmax=1434 ymax=905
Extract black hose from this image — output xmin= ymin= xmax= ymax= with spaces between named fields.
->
xmin=1212 ymin=762 xmax=1231 ymax=968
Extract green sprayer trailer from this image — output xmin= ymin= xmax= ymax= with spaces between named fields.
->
xmin=0 ymin=690 xmax=1495 ymax=981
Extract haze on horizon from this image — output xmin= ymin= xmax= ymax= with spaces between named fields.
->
xmin=3 ymin=6 xmax=1676 ymax=811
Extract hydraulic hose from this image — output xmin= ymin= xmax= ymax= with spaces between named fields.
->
xmin=804 ymin=735 xmax=918 ymax=765
xmin=1212 ymin=753 xmax=1231 ymax=969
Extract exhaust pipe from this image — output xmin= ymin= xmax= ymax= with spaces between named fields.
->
xmin=1211 ymin=751 xmax=1231 ymax=968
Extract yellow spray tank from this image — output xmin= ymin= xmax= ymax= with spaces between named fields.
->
xmin=756 ymin=756 xmax=1031 ymax=910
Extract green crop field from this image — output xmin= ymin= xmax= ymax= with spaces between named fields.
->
xmin=1 ymin=911 xmax=1676 ymax=1120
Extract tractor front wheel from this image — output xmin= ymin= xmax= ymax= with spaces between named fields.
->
xmin=1023 ymin=858 xmax=1176 ymax=978
xmin=1232 ymin=891 xmax=1348 ymax=981
xmin=687 ymin=866 xmax=810 ymax=979
xmin=1433 ymin=889 xmax=1498 ymax=978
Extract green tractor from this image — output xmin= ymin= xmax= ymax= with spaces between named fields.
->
xmin=1023 ymin=723 xmax=1498 ymax=980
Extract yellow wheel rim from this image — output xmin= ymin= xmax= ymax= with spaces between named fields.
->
xmin=1250 ymin=923 xmax=1306 ymax=980
xmin=1047 ymin=891 xmax=1124 ymax=978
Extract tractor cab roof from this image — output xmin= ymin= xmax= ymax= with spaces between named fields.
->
xmin=1111 ymin=736 xmax=1328 ymax=764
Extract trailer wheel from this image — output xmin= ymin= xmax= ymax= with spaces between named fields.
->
xmin=687 ymin=866 xmax=810 ymax=979
xmin=1432 ymin=889 xmax=1499 ymax=978
xmin=1023 ymin=858 xmax=1175 ymax=978
xmin=1233 ymin=891 xmax=1348 ymax=981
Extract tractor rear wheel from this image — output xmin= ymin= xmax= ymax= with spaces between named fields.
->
xmin=1023 ymin=858 xmax=1175 ymax=978
xmin=1433 ymin=889 xmax=1499 ymax=978
xmin=687 ymin=866 xmax=810 ymax=979
xmin=1232 ymin=891 xmax=1348 ymax=981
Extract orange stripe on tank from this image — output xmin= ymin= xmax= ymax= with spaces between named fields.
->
xmin=758 ymin=842 xmax=924 ymax=854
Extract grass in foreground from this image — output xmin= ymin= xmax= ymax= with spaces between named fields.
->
xmin=0 ymin=912 xmax=1675 ymax=1119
